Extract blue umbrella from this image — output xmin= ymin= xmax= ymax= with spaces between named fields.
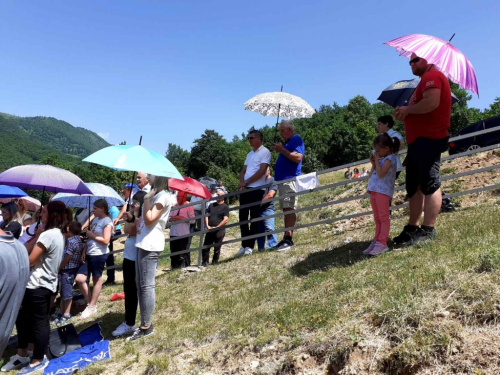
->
xmin=378 ymin=78 xmax=459 ymax=108
xmin=0 ymin=185 xmax=28 ymax=199
xmin=82 ymin=145 xmax=183 ymax=179
xmin=52 ymin=183 xmax=125 ymax=209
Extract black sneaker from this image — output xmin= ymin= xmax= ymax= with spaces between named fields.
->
xmin=412 ymin=226 xmax=437 ymax=244
xmin=126 ymin=325 xmax=154 ymax=342
xmin=393 ymin=225 xmax=419 ymax=246
xmin=277 ymin=236 xmax=294 ymax=252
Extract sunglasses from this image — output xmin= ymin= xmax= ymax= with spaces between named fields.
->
xmin=247 ymin=136 xmax=258 ymax=140
xmin=409 ymin=57 xmax=421 ymax=65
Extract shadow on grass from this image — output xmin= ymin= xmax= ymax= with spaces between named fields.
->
xmin=290 ymin=240 xmax=372 ymax=277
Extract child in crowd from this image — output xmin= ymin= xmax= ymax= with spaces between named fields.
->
xmin=364 ymin=134 xmax=400 ymax=256
xmin=75 ymin=199 xmax=113 ymax=319
xmin=54 ymin=221 xmax=85 ymax=325
xmin=377 ymin=115 xmax=403 ymax=176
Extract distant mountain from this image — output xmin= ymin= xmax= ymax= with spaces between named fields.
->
xmin=0 ymin=112 xmax=110 ymax=171
xmin=0 ymin=112 xmax=110 ymax=157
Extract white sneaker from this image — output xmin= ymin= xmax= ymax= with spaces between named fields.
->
xmin=235 ymin=247 xmax=247 ymax=258
xmin=243 ymin=247 xmax=253 ymax=256
xmin=80 ymin=305 xmax=97 ymax=319
xmin=112 ymin=322 xmax=137 ymax=337
xmin=1 ymin=354 xmax=30 ymax=372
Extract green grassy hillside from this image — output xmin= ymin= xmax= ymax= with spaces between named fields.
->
xmin=0 ymin=112 xmax=109 ymax=171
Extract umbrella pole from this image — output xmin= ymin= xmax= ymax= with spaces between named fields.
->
xmin=273 ymin=85 xmax=284 ymax=144
xmin=127 ymin=135 xmax=142 ymax=210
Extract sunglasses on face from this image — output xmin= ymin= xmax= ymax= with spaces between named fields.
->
xmin=247 ymin=136 xmax=257 ymax=140
xmin=409 ymin=57 xmax=421 ymax=65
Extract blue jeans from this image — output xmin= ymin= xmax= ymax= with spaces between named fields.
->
xmin=257 ymin=207 xmax=278 ymax=250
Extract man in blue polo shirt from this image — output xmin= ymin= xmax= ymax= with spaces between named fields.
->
xmin=272 ymin=120 xmax=305 ymax=251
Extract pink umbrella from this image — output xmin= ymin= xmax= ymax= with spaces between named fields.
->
xmin=385 ymin=33 xmax=479 ymax=96
xmin=0 ymin=196 xmax=41 ymax=212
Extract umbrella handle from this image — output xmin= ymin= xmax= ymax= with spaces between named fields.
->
xmin=26 ymin=218 xmax=41 ymax=237
xmin=273 ymin=85 xmax=283 ymax=144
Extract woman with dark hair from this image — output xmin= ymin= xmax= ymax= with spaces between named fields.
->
xmin=112 ymin=190 xmax=146 ymax=337
xmin=3 ymin=201 xmax=67 ymax=374
xmin=0 ymin=202 xmax=23 ymax=239
xmin=127 ymin=175 xmax=174 ymax=342
xmin=75 ymin=199 xmax=113 ymax=319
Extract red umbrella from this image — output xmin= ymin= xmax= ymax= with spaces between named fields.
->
xmin=169 ymin=177 xmax=212 ymax=199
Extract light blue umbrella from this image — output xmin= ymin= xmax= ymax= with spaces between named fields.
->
xmin=52 ymin=183 xmax=125 ymax=209
xmin=82 ymin=145 xmax=183 ymax=179
xmin=0 ymin=185 xmax=28 ymax=199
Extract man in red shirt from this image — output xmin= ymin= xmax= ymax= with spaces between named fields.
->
xmin=393 ymin=52 xmax=452 ymax=245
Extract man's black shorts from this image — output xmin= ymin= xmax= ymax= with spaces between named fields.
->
xmin=405 ymin=137 xmax=449 ymax=198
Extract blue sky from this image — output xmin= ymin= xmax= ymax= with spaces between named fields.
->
xmin=1 ymin=0 xmax=498 ymax=153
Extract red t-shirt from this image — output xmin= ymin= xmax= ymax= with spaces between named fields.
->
xmin=404 ymin=69 xmax=452 ymax=145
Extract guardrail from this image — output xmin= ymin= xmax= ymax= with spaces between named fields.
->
xmin=104 ymin=125 xmax=500 ymax=270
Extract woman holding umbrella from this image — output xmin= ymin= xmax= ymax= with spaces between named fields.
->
xmin=112 ymin=190 xmax=146 ymax=338
xmin=7 ymin=201 xmax=67 ymax=374
xmin=127 ymin=175 xmax=174 ymax=342
xmin=0 ymin=202 xmax=23 ymax=239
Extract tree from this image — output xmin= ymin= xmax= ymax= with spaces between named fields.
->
xmin=187 ymin=130 xmax=231 ymax=178
xmin=449 ymin=81 xmax=484 ymax=135
xmin=166 ymin=143 xmax=190 ymax=175
xmin=484 ymin=97 xmax=500 ymax=118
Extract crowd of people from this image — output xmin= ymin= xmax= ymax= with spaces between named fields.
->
xmin=0 ymin=52 xmax=452 ymax=373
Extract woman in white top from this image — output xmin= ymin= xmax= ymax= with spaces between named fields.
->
xmin=112 ymin=190 xmax=146 ymax=338
xmin=10 ymin=201 xmax=67 ymax=373
xmin=168 ymin=191 xmax=195 ymax=269
xmin=75 ymin=199 xmax=113 ymax=319
xmin=127 ymin=175 xmax=174 ymax=342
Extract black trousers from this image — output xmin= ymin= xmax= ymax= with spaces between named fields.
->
xmin=202 ymin=229 xmax=226 ymax=265
xmin=16 ymin=287 xmax=52 ymax=360
xmin=170 ymin=236 xmax=190 ymax=269
xmin=239 ymin=189 xmax=264 ymax=249
xmin=122 ymin=258 xmax=138 ymax=327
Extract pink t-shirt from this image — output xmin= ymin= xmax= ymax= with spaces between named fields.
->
xmin=169 ymin=205 xmax=195 ymax=237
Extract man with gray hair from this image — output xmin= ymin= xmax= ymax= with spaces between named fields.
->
xmin=272 ymin=120 xmax=305 ymax=251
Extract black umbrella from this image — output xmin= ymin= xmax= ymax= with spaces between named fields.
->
xmin=377 ymin=78 xmax=458 ymax=108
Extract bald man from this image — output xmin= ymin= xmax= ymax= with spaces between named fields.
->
xmin=393 ymin=52 xmax=452 ymax=245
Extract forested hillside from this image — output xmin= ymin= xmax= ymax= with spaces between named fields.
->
xmin=0 ymin=112 xmax=109 ymax=160
xmin=0 ymin=112 xmax=131 ymax=193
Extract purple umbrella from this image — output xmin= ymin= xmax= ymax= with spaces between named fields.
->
xmin=0 ymin=164 xmax=92 ymax=235
xmin=0 ymin=165 xmax=92 ymax=195
xmin=385 ymin=33 xmax=479 ymax=96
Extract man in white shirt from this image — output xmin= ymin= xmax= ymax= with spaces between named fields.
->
xmin=235 ymin=130 xmax=271 ymax=257
xmin=136 ymin=172 xmax=151 ymax=192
